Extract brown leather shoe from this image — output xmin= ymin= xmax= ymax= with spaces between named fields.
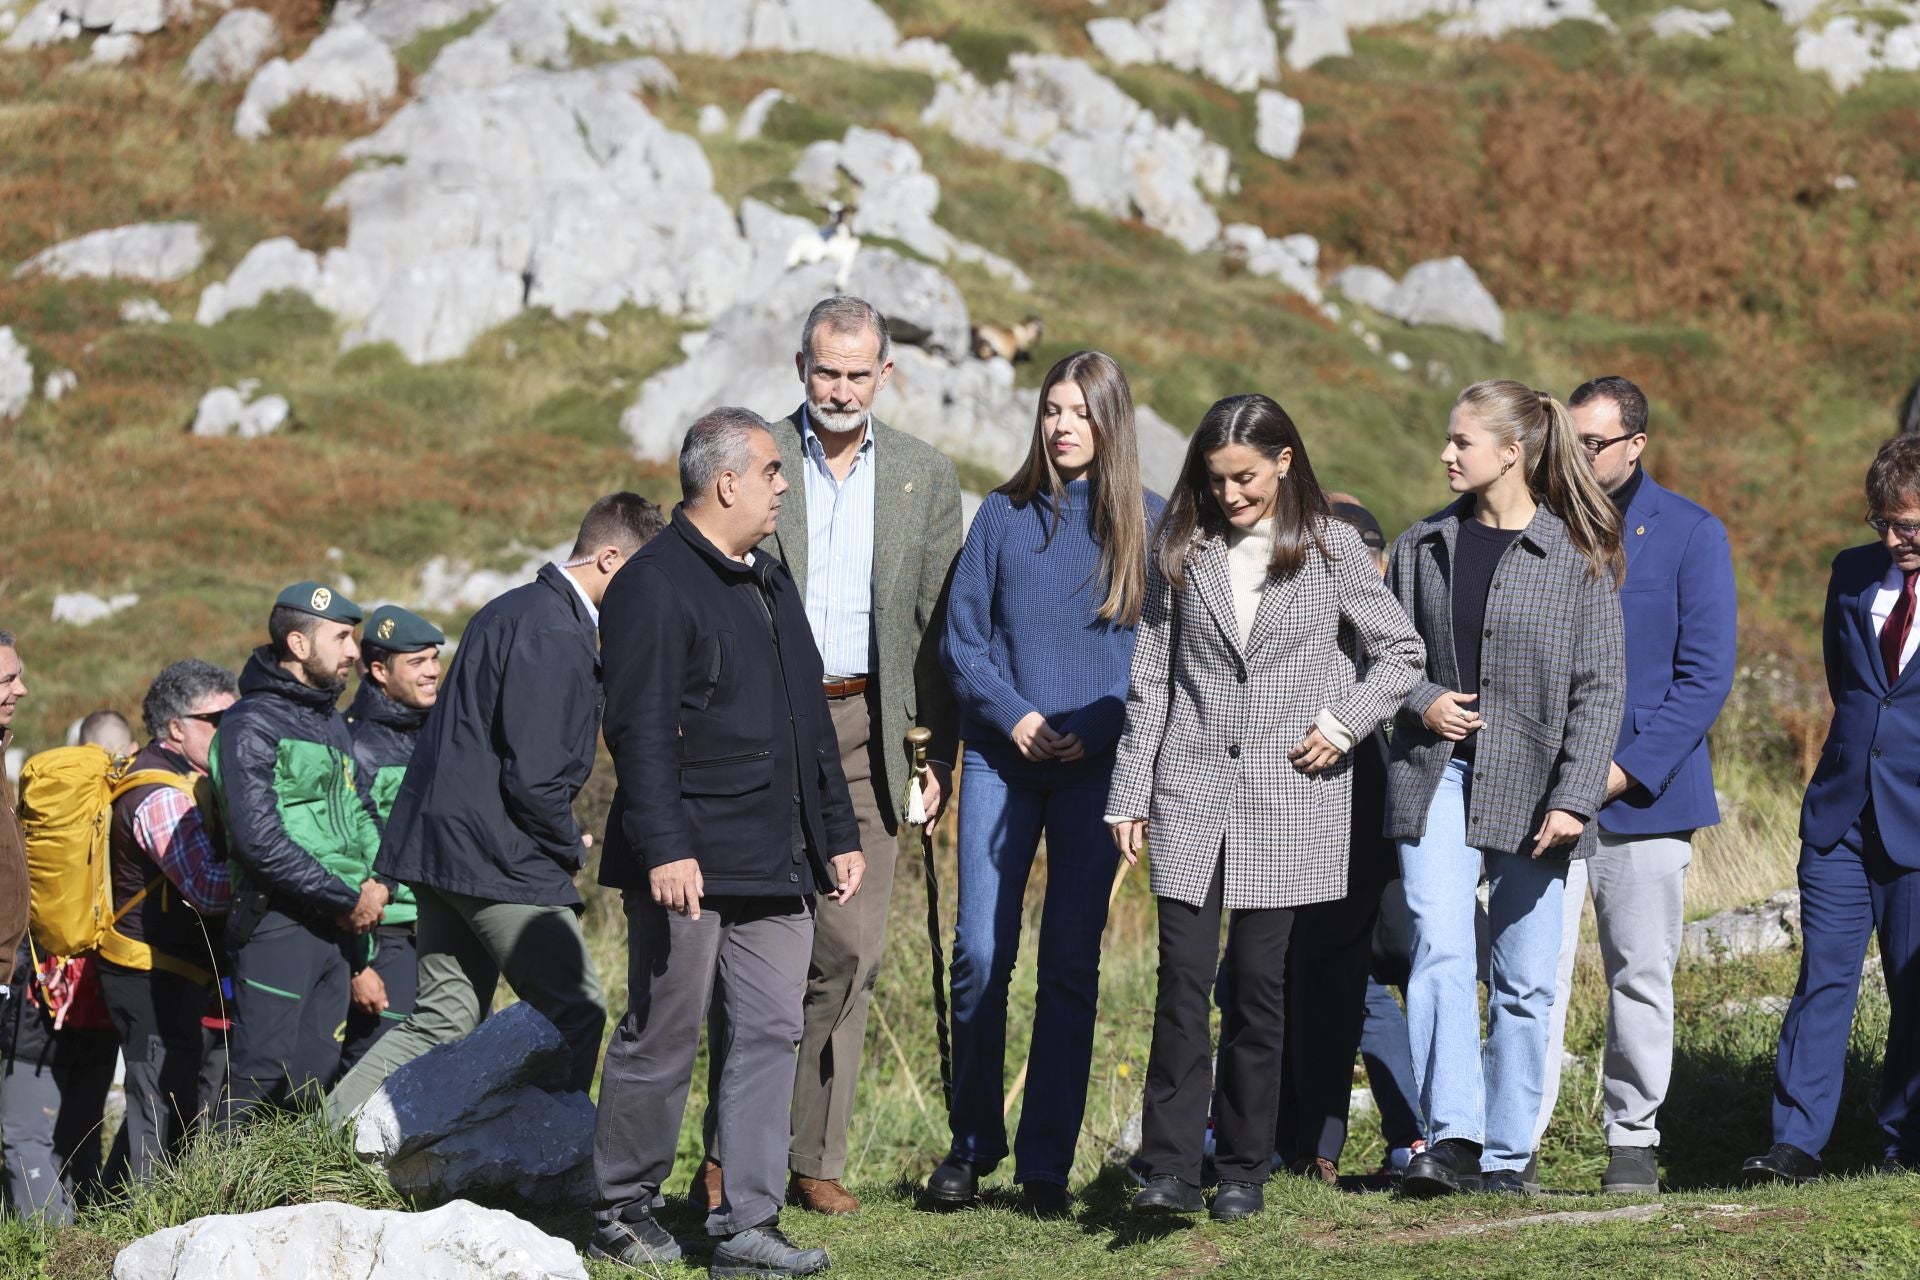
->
xmin=1290 ymin=1155 xmax=1338 ymax=1186
xmin=787 ymin=1172 xmax=861 ymax=1215
xmin=688 ymin=1157 xmax=723 ymax=1213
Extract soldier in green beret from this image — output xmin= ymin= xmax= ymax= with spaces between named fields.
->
xmin=337 ymin=605 xmax=445 ymax=1079
xmin=209 ymin=582 xmax=386 ymax=1125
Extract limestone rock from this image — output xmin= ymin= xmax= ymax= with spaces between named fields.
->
xmin=110 ymin=1199 xmax=586 ymax=1280
xmin=1331 ymin=264 xmax=1399 ymax=313
xmin=413 ymin=0 xmax=586 ymax=96
xmin=183 ymin=8 xmax=280 ymax=84
xmin=1795 ymin=17 xmax=1882 ymax=92
xmin=1683 ymin=890 xmax=1801 ymax=962
xmin=1086 ymin=0 xmax=1279 ymax=92
xmin=235 ymin=21 xmax=397 ymax=140
xmin=332 ymin=0 xmax=499 ymax=48
xmin=1437 ymin=0 xmax=1614 ymax=40
xmin=189 ymin=384 xmax=289 ymax=438
xmin=1277 ymin=0 xmax=1353 ymax=68
xmin=15 ymin=222 xmax=206 ymax=284
xmin=888 ymin=34 xmax=965 ymax=79
xmin=341 ymin=249 xmax=525 ymax=365
xmin=1649 ymin=7 xmax=1732 ymax=39
xmin=42 ymin=367 xmax=77 ymax=401
xmin=1384 ymin=256 xmax=1505 ymax=343
xmin=6 ymin=0 xmax=193 ymax=46
xmin=0 ymin=327 xmax=32 ymax=420
xmin=119 ymin=297 xmax=171 ymax=324
xmin=88 ymin=30 xmax=137 ymax=61
xmin=555 ymin=0 xmax=900 ymax=60
xmin=697 ymin=102 xmax=727 ymax=134
xmin=52 ymin=592 xmax=139 ymax=626
xmin=1765 ymin=0 xmax=1822 ymax=25
xmin=923 ymin=55 xmax=1232 ymax=253
xmin=1254 ymin=89 xmax=1304 ymax=161
xmin=414 ymin=544 xmax=565 ymax=613
xmin=735 ymin=86 xmax=789 ymax=140
xmin=1221 ymin=223 xmax=1320 ymax=303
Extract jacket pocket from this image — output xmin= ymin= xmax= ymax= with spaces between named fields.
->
xmin=680 ymin=750 xmax=773 ymax=797
xmin=1507 ymin=710 xmax=1560 ymax=749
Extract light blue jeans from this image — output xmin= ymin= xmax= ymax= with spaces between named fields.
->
xmin=1398 ymin=758 xmax=1568 ymax=1172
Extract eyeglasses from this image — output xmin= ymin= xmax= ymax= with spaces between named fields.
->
xmin=181 ymin=709 xmax=225 ymax=727
xmin=1578 ymin=432 xmax=1641 ymax=457
xmin=1868 ymin=515 xmax=1920 ymax=542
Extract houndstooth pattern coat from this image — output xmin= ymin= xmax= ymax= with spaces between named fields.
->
xmin=1382 ymin=499 xmax=1627 ymax=860
xmin=1108 ymin=519 xmax=1425 ymax=910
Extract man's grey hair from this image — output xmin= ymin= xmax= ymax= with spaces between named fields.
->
xmin=142 ymin=659 xmax=239 ymax=742
xmin=800 ymin=295 xmax=891 ymax=368
xmin=679 ymin=407 xmax=773 ymax=504
xmin=0 ymin=629 xmax=15 ymax=650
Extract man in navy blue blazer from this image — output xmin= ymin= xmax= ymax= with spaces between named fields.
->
xmin=1534 ymin=377 xmax=1738 ymax=1195
xmin=1744 ymin=435 xmax=1920 ymax=1184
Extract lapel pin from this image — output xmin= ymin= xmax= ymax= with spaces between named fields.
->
xmin=903 ymin=481 xmax=914 ymax=493
xmin=1636 ymin=525 xmax=1646 ymax=536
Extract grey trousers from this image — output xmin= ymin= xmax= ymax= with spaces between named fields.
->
xmin=1535 ymin=829 xmax=1692 ymax=1148
xmin=1 ymin=1053 xmax=113 ymax=1224
xmin=704 ymin=693 xmax=898 ymax=1181
xmin=326 ymin=886 xmax=607 ymax=1121
xmin=596 ymin=892 xmax=812 ymax=1237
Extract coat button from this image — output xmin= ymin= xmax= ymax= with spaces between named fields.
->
xmin=789 ymin=872 xmax=800 ymax=882
xmin=1484 ymin=628 xmax=1493 ymax=638
xmin=1236 ymin=669 xmax=1247 ymax=684
xmin=1884 ymin=698 xmax=1894 ymax=709
xmin=793 ymin=792 xmax=802 ymax=804
xmin=1228 ymin=745 xmax=1241 ymax=759
xmin=1874 ymin=747 xmax=1885 ymax=758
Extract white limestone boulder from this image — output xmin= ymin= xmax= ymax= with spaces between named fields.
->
xmin=1649 ymin=8 xmax=1733 ymax=40
xmin=1330 ymin=264 xmax=1400 ymax=313
xmin=1086 ymin=0 xmax=1279 ymax=91
xmin=119 ymin=297 xmax=172 ymax=324
xmin=235 ymin=21 xmax=397 ymax=140
xmin=183 ymin=8 xmax=280 ymax=84
xmin=52 ymin=592 xmax=139 ymax=626
xmin=1254 ymin=89 xmax=1304 ymax=161
xmin=1682 ymin=889 xmax=1802 ymax=962
xmin=110 ymin=1200 xmax=586 ymax=1280
xmin=1383 ymin=255 xmax=1505 ymax=343
xmin=189 ymin=384 xmax=289 ymax=438
xmin=0 ymin=327 xmax=32 ymax=421
xmin=15 ymin=222 xmax=206 ymax=284
xmin=332 ymin=0 xmax=499 ymax=47
xmin=1221 ymin=224 xmax=1321 ymax=303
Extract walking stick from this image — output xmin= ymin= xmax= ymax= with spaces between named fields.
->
xmin=907 ymin=727 xmax=956 ymax=1112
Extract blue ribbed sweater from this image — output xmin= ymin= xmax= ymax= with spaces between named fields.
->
xmin=942 ymin=478 xmax=1165 ymax=767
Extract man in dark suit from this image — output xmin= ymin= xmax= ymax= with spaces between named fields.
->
xmin=592 ymin=408 xmax=864 ymax=1277
xmin=1743 ymin=434 xmax=1920 ymax=1183
xmin=325 ymin=493 xmax=664 ymax=1122
xmin=693 ymin=295 xmax=963 ymax=1217
xmin=1533 ymin=377 xmax=1738 ymax=1194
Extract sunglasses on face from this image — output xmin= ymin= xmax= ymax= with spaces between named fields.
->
xmin=182 ymin=709 xmax=225 ymax=727
xmin=1868 ymin=515 xmax=1920 ymax=542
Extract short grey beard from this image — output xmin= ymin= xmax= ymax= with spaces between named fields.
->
xmin=809 ymin=402 xmax=868 ymax=435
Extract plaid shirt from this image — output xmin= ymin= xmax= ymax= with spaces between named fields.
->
xmin=132 ymin=785 xmax=230 ymax=913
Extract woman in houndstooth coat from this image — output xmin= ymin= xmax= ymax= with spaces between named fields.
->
xmin=1107 ymin=395 xmax=1425 ymax=1220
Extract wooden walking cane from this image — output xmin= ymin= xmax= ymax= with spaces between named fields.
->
xmin=907 ymin=727 xmax=955 ymax=1110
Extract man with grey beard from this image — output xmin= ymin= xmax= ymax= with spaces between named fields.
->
xmin=691 ymin=295 xmax=964 ymax=1216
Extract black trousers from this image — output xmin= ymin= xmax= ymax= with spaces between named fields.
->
xmin=224 ymin=911 xmax=353 ymax=1127
xmin=1140 ymin=858 xmax=1295 ymax=1186
xmin=97 ymin=961 xmax=208 ymax=1182
xmin=336 ymin=925 xmax=418 ymax=1080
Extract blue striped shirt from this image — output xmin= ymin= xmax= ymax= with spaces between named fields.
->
xmin=800 ymin=409 xmax=875 ymax=677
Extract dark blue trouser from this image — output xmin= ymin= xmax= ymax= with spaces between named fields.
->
xmin=946 ymin=746 xmax=1117 ymax=1186
xmin=1360 ymin=978 xmax=1423 ymax=1151
xmin=1772 ymin=810 xmax=1920 ymax=1158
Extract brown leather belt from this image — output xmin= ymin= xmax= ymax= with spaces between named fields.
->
xmin=822 ymin=676 xmax=869 ymax=699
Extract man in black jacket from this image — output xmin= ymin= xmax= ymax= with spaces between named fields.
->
xmin=337 ymin=605 xmax=444 ymax=1078
xmin=590 ymin=408 xmax=864 ymax=1277
xmin=325 ymin=495 xmax=663 ymax=1121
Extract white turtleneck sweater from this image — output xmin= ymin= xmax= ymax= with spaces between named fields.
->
xmin=1225 ymin=518 xmax=1355 ymax=752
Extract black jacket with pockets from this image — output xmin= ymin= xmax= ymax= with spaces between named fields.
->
xmin=597 ymin=509 xmax=861 ymax=897
xmin=375 ymin=563 xmax=602 ymax=908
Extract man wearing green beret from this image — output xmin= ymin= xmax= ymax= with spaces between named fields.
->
xmin=211 ymin=582 xmax=386 ymax=1126
xmin=337 ymin=605 xmax=444 ymax=1079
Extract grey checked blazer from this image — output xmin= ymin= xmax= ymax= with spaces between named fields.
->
xmin=1108 ymin=519 xmax=1425 ymax=910
xmin=1382 ymin=499 xmax=1626 ymax=860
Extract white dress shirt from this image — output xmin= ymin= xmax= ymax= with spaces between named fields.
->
xmin=1870 ymin=561 xmax=1920 ymax=674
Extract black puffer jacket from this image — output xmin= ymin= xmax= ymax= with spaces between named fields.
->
xmin=211 ymin=649 xmax=381 ymax=918
xmin=376 ymin=564 xmax=602 ymax=908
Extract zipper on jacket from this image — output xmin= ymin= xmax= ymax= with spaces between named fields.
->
xmin=682 ymin=748 xmax=773 ymax=769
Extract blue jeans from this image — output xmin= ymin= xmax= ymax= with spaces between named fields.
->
xmin=946 ymin=745 xmax=1118 ymax=1185
xmin=1360 ymin=978 xmax=1423 ymax=1150
xmin=1399 ymin=758 xmax=1567 ymax=1172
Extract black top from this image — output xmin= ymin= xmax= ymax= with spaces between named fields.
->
xmin=1451 ymin=516 xmax=1523 ymax=763
xmin=1610 ymin=465 xmax=1645 ymax=519
xmin=597 ymin=509 xmax=862 ymax=898
xmin=376 ymin=563 xmax=603 ymax=908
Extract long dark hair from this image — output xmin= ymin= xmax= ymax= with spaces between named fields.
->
xmin=1153 ymin=394 xmax=1332 ymax=589
xmin=998 ymin=350 xmax=1150 ymax=625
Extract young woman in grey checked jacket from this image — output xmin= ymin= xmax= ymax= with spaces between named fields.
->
xmin=1107 ymin=395 xmax=1425 ymax=1222
xmin=1387 ymin=379 xmax=1626 ymax=1198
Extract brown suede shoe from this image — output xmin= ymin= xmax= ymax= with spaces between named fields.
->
xmin=787 ymin=1173 xmax=861 ymax=1215
xmin=1289 ymin=1155 xmax=1339 ymax=1186
xmin=688 ymin=1157 xmax=723 ymax=1213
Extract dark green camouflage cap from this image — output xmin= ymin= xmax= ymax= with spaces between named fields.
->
xmin=363 ymin=604 xmax=444 ymax=653
xmin=274 ymin=581 xmax=363 ymax=624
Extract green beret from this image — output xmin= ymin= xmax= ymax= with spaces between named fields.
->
xmin=364 ymin=605 xmax=444 ymax=653
xmin=274 ymin=581 xmax=363 ymax=624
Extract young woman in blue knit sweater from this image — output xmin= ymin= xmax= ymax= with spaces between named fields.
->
xmin=925 ymin=350 xmax=1164 ymax=1217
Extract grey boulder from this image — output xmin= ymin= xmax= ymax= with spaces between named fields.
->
xmin=15 ymin=221 xmax=206 ymax=283
xmin=0 ymin=327 xmax=32 ymax=421
xmin=183 ymin=7 xmax=280 ymax=84
xmin=1683 ymin=889 xmax=1802 ymax=963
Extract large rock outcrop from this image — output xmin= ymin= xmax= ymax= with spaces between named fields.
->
xmin=1277 ymin=0 xmax=1613 ymax=69
xmin=353 ymin=1002 xmax=593 ymax=1206
xmin=5 ymin=0 xmax=196 ymax=49
xmin=1086 ymin=0 xmax=1280 ymax=92
xmin=923 ymin=54 xmax=1233 ymax=253
xmin=14 ymin=222 xmax=206 ymax=283
xmin=111 ymin=1200 xmax=586 ymax=1280
xmin=1682 ymin=889 xmax=1802 ymax=963
xmin=183 ymin=7 xmax=281 ymax=84
xmin=235 ymin=20 xmax=398 ymax=140
xmin=1332 ymin=256 xmax=1506 ymax=343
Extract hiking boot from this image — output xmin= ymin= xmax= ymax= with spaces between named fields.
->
xmin=787 ymin=1173 xmax=859 ymax=1215
xmin=689 ymin=1156 xmax=724 ymax=1213
xmin=1601 ymin=1146 xmax=1660 ymax=1195
xmin=1740 ymin=1143 xmax=1821 ymax=1186
xmin=587 ymin=1211 xmax=683 ymax=1268
xmin=1131 ymin=1174 xmax=1205 ymax=1215
xmin=1020 ymin=1180 xmax=1072 ymax=1218
xmin=712 ymin=1222 xmax=829 ymax=1278
xmin=1210 ymin=1180 xmax=1265 ymax=1221
xmin=1482 ymin=1169 xmax=1529 ymax=1196
xmin=924 ymin=1155 xmax=995 ymax=1206
xmin=1519 ymin=1152 xmax=1540 ymax=1195
xmin=1401 ymin=1137 xmax=1484 ymax=1197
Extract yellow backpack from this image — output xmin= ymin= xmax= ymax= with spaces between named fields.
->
xmin=16 ymin=745 xmax=215 ymax=984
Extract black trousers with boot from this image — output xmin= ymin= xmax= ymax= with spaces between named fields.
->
xmin=1139 ymin=856 xmax=1295 ymax=1187
xmin=97 ymin=961 xmax=208 ymax=1181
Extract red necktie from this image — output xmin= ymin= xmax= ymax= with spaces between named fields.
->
xmin=1883 ymin=570 xmax=1917 ymax=684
